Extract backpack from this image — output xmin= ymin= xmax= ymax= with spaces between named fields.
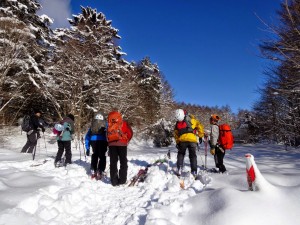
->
xmin=218 ymin=124 xmax=234 ymax=150
xmin=21 ymin=115 xmax=33 ymax=132
xmin=91 ymin=117 xmax=106 ymax=135
xmin=107 ymin=111 xmax=124 ymax=142
xmin=176 ymin=114 xmax=195 ymax=136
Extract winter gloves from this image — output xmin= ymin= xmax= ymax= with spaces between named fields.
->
xmin=86 ymin=149 xmax=90 ymax=156
xmin=198 ymin=138 xmax=202 ymax=144
xmin=210 ymin=148 xmax=215 ymax=155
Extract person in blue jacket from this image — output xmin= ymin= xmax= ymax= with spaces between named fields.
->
xmin=85 ymin=112 xmax=108 ymax=179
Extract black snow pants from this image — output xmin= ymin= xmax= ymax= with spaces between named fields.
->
xmin=109 ymin=145 xmax=128 ymax=186
xmin=214 ymin=146 xmax=226 ymax=173
xmin=55 ymin=140 xmax=72 ymax=164
xmin=21 ymin=131 xmax=40 ymax=153
xmin=90 ymin=140 xmax=108 ymax=173
xmin=177 ymin=142 xmax=197 ymax=173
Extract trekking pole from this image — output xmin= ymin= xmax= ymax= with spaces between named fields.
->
xmin=204 ymin=136 xmax=208 ymax=169
xmin=197 ymin=143 xmax=205 ymax=168
xmin=165 ymin=148 xmax=171 ymax=178
xmin=32 ymin=132 xmax=40 ymax=160
xmin=76 ymin=139 xmax=81 ymax=162
xmin=167 ymin=149 xmax=171 ymax=159
xmin=77 ymin=137 xmax=81 ymax=162
xmin=81 ymin=136 xmax=87 ymax=161
xmin=33 ymin=143 xmax=37 ymax=160
xmin=43 ymin=133 xmax=48 ymax=156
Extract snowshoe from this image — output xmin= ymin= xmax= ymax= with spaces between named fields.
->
xmin=55 ymin=161 xmax=64 ymax=168
xmin=191 ymin=171 xmax=197 ymax=179
xmin=172 ymin=167 xmax=182 ymax=177
xmin=90 ymin=170 xmax=96 ymax=179
xmin=96 ymin=171 xmax=102 ymax=180
xmin=207 ymin=168 xmax=219 ymax=173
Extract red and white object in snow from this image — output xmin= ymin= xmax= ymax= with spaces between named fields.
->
xmin=245 ymin=153 xmax=256 ymax=191
xmin=245 ymin=153 xmax=275 ymax=192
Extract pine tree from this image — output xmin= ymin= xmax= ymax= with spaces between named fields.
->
xmin=0 ymin=0 xmax=53 ymax=120
xmin=47 ymin=6 xmax=131 ymax=131
xmin=134 ymin=57 xmax=162 ymax=125
xmin=255 ymin=0 xmax=300 ymax=145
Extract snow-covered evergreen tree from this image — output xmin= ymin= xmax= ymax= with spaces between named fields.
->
xmin=255 ymin=0 xmax=300 ymax=145
xmin=0 ymin=0 xmax=53 ymax=120
xmin=47 ymin=6 xmax=132 ymax=131
xmin=134 ymin=57 xmax=162 ymax=125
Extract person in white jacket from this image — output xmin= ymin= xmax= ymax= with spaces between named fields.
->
xmin=209 ymin=114 xmax=226 ymax=173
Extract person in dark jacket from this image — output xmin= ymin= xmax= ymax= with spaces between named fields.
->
xmin=54 ymin=114 xmax=75 ymax=167
xmin=85 ymin=112 xmax=108 ymax=179
xmin=21 ymin=109 xmax=45 ymax=153
xmin=107 ymin=111 xmax=133 ymax=186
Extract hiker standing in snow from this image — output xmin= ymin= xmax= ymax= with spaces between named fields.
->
xmin=174 ymin=109 xmax=204 ymax=177
xmin=85 ymin=112 xmax=108 ymax=179
xmin=21 ymin=109 xmax=45 ymax=153
xmin=209 ymin=114 xmax=226 ymax=173
xmin=107 ymin=111 xmax=133 ymax=186
xmin=54 ymin=114 xmax=75 ymax=167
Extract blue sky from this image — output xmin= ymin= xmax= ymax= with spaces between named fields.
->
xmin=39 ymin=0 xmax=282 ymax=113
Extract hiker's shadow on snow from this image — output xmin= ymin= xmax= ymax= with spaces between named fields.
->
xmin=73 ymin=159 xmax=90 ymax=174
xmin=129 ymin=159 xmax=149 ymax=167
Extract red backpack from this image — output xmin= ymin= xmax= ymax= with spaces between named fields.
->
xmin=107 ymin=111 xmax=125 ymax=142
xmin=218 ymin=124 xmax=234 ymax=150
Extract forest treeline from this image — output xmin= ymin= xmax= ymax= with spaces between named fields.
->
xmin=0 ymin=0 xmax=299 ymax=146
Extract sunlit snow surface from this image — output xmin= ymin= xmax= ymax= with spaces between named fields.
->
xmin=0 ymin=128 xmax=300 ymax=225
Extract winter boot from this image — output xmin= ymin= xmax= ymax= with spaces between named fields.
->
xmin=192 ymin=171 xmax=197 ymax=179
xmin=91 ymin=170 xmax=96 ymax=179
xmin=174 ymin=167 xmax=182 ymax=177
xmin=96 ymin=171 xmax=102 ymax=180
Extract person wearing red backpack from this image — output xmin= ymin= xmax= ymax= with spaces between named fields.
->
xmin=107 ymin=111 xmax=133 ymax=186
xmin=209 ymin=114 xmax=227 ymax=173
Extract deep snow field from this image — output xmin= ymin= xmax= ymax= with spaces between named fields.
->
xmin=0 ymin=127 xmax=300 ymax=225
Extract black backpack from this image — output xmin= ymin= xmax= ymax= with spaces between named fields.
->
xmin=21 ymin=115 xmax=33 ymax=132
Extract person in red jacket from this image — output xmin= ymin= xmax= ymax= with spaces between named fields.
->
xmin=107 ymin=111 xmax=133 ymax=186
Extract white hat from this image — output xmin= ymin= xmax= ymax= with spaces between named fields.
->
xmin=175 ymin=109 xmax=185 ymax=122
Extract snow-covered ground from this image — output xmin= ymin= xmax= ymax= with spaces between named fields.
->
xmin=0 ymin=127 xmax=300 ymax=225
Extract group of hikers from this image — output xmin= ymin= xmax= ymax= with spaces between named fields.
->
xmin=174 ymin=109 xmax=228 ymax=176
xmin=21 ymin=108 xmax=229 ymax=186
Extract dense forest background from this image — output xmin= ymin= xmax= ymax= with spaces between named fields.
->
xmin=0 ymin=0 xmax=299 ymax=147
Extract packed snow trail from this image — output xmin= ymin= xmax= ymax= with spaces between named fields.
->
xmin=1 ymin=130 xmax=300 ymax=225
xmin=0 ymin=145 xmax=206 ymax=225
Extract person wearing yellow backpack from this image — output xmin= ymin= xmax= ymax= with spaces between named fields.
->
xmin=174 ymin=109 xmax=204 ymax=177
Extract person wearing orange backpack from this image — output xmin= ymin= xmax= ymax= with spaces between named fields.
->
xmin=174 ymin=109 xmax=204 ymax=177
xmin=209 ymin=114 xmax=227 ymax=173
xmin=107 ymin=111 xmax=133 ymax=186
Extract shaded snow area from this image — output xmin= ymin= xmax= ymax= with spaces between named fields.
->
xmin=1 ymin=128 xmax=300 ymax=225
